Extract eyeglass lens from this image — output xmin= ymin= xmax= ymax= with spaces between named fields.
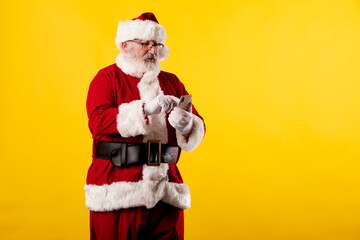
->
xmin=143 ymin=43 xmax=163 ymax=50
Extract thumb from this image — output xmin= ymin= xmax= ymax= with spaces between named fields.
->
xmin=186 ymin=101 xmax=193 ymax=113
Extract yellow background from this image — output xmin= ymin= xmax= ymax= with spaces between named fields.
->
xmin=1 ymin=0 xmax=360 ymax=239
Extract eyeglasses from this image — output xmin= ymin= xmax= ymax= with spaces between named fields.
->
xmin=129 ymin=40 xmax=164 ymax=51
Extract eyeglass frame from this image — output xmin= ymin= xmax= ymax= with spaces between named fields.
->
xmin=128 ymin=40 xmax=164 ymax=51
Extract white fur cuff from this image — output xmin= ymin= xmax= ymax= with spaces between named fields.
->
xmin=176 ymin=115 xmax=205 ymax=152
xmin=116 ymin=100 xmax=150 ymax=137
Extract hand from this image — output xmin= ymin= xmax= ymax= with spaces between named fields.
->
xmin=168 ymin=107 xmax=193 ymax=135
xmin=144 ymin=95 xmax=179 ymax=116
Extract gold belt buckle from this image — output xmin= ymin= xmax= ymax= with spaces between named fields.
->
xmin=147 ymin=140 xmax=161 ymax=166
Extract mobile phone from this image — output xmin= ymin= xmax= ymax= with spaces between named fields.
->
xmin=178 ymin=95 xmax=192 ymax=111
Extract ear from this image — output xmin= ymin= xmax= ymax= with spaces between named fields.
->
xmin=121 ymin=42 xmax=129 ymax=52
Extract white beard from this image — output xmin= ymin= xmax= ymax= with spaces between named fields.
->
xmin=115 ymin=52 xmax=161 ymax=78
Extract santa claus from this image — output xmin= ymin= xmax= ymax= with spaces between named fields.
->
xmin=85 ymin=12 xmax=205 ymax=239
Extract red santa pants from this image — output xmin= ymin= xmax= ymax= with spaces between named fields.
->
xmin=90 ymin=201 xmax=184 ymax=240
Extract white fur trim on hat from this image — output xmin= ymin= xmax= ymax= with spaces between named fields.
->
xmin=158 ymin=44 xmax=170 ymax=61
xmin=176 ymin=115 xmax=205 ymax=152
xmin=115 ymin=19 xmax=166 ymax=49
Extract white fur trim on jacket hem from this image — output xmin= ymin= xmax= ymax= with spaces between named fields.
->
xmin=176 ymin=115 xmax=205 ymax=152
xmin=116 ymin=100 xmax=150 ymax=137
xmin=84 ymin=165 xmax=191 ymax=211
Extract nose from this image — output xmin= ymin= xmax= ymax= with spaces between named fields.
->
xmin=148 ymin=45 xmax=157 ymax=54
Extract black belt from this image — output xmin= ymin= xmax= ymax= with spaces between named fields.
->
xmin=95 ymin=140 xmax=180 ymax=167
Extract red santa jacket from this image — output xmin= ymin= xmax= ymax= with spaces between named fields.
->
xmin=85 ymin=60 xmax=205 ymax=212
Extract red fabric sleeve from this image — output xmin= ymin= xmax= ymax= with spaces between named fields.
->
xmin=86 ymin=70 xmax=119 ymax=136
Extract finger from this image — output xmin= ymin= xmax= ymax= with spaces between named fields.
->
xmin=165 ymin=98 xmax=174 ymax=109
xmin=168 ymin=96 xmax=180 ymax=104
xmin=168 ymin=100 xmax=178 ymax=112
xmin=187 ymin=102 xmax=193 ymax=112
xmin=159 ymin=101 xmax=168 ymax=112
xmin=162 ymin=98 xmax=173 ymax=110
xmin=165 ymin=105 xmax=172 ymax=113
xmin=168 ymin=102 xmax=174 ymax=112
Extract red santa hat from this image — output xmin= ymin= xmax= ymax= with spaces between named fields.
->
xmin=115 ymin=12 xmax=170 ymax=60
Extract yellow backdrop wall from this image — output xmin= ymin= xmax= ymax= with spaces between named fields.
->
xmin=1 ymin=0 xmax=360 ymax=239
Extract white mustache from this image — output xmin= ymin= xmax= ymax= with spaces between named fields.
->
xmin=143 ymin=53 xmax=158 ymax=61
